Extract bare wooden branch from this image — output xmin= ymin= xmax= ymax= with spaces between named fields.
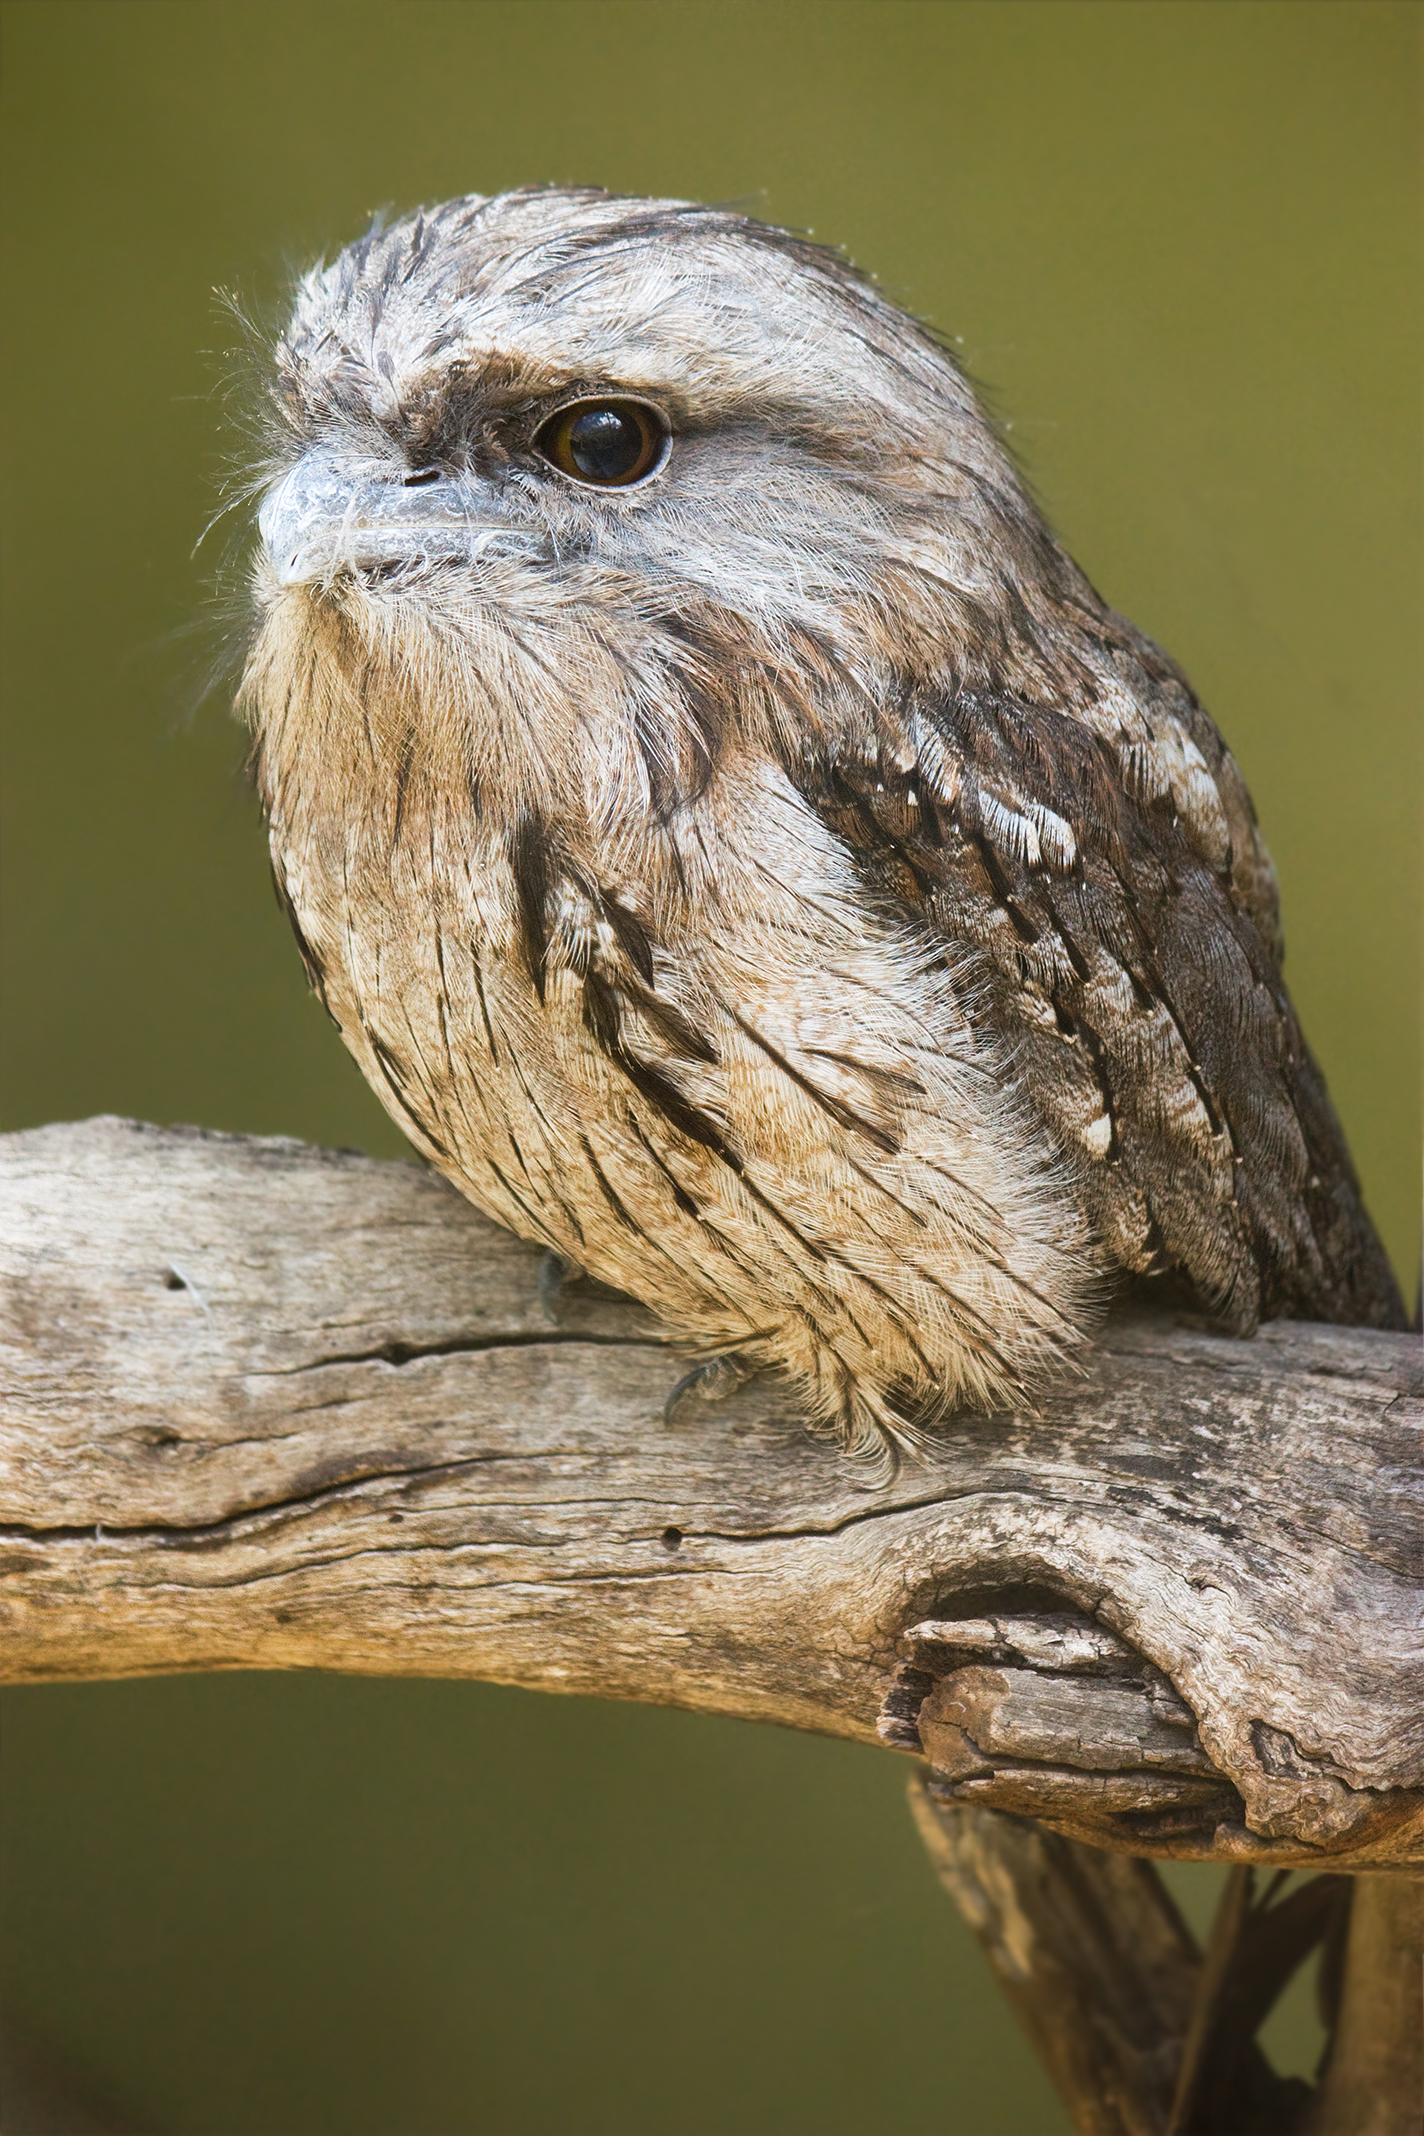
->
xmin=908 ymin=1783 xmax=1200 ymax=2136
xmin=1165 ymin=1865 xmax=1348 ymax=2135
xmin=2 ymin=1116 xmax=1421 ymax=1874
xmin=1309 ymin=1876 xmax=1424 ymax=2136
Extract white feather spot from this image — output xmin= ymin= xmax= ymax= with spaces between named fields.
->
xmin=1080 ymin=1111 xmax=1113 ymax=1159
xmin=1026 ymin=802 xmax=1077 ymax=870
xmin=979 ymin=790 xmax=1041 ymax=866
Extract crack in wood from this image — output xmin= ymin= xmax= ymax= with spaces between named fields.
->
xmin=272 ymin=1329 xmax=663 ymax=1373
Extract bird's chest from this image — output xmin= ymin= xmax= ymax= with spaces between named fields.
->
xmin=267 ymin=781 xmax=671 ymax=1245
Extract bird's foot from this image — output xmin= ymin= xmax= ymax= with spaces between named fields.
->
xmin=538 ymin=1250 xmax=576 ymax=1322
xmin=664 ymin=1352 xmax=758 ymax=1426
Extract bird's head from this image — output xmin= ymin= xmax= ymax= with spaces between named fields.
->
xmin=242 ymin=187 xmax=1102 ymax=831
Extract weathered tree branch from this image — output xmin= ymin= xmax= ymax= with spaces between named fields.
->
xmin=3 ymin=1116 xmax=1420 ymax=1879
xmin=4 ymin=1115 xmax=1421 ymax=2134
xmin=914 ymin=1794 xmax=1423 ymax=2136
xmin=1309 ymin=1874 xmax=1424 ymax=2135
xmin=909 ymin=1784 xmax=1201 ymax=2135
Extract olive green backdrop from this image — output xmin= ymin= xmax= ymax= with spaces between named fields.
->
xmin=1 ymin=3 xmax=1418 ymax=2132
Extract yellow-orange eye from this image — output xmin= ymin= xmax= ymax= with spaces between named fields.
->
xmin=534 ymin=398 xmax=668 ymax=487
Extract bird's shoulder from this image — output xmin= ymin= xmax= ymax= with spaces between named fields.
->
xmin=779 ymin=629 xmax=1401 ymax=1330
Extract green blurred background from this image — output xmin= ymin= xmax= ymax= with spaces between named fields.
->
xmin=1 ymin=3 xmax=1418 ymax=2131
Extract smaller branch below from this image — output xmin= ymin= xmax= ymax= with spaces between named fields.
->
xmin=909 ymin=1781 xmax=1198 ymax=2136
xmin=1310 ymin=1877 xmax=1424 ymax=2136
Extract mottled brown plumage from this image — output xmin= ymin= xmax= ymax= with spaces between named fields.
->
xmin=240 ymin=187 xmax=1403 ymax=1456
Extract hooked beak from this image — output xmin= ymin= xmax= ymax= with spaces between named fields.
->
xmin=257 ymin=445 xmax=510 ymax=587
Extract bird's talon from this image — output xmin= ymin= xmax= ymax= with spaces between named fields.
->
xmin=538 ymin=1251 xmax=572 ymax=1321
xmin=664 ymin=1354 xmax=756 ymax=1426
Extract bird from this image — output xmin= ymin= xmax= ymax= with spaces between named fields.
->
xmin=239 ymin=186 xmax=1405 ymax=1459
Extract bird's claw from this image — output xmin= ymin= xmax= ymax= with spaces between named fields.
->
xmin=538 ymin=1251 xmax=572 ymax=1322
xmin=664 ymin=1353 xmax=756 ymax=1426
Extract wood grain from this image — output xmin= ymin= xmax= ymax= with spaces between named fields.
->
xmin=2 ymin=1116 xmax=1420 ymax=1871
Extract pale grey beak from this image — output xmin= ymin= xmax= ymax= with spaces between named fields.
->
xmin=258 ymin=445 xmax=510 ymax=586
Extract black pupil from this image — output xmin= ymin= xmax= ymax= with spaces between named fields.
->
xmin=566 ymin=406 xmax=645 ymax=482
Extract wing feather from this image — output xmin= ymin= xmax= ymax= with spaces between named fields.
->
xmin=788 ymin=662 xmax=1403 ymax=1330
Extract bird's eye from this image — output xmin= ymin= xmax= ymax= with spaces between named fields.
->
xmin=534 ymin=399 xmax=668 ymax=488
